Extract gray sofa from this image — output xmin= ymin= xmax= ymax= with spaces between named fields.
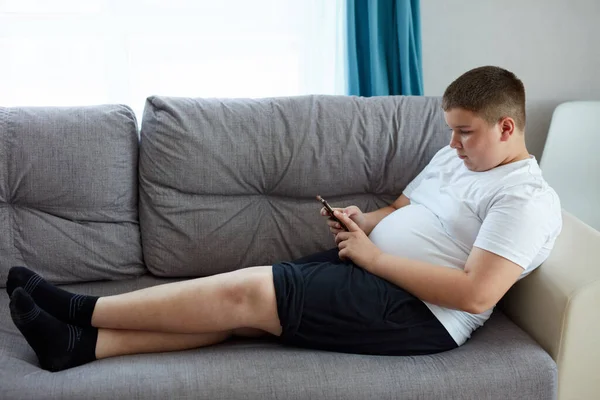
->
xmin=1 ymin=95 xmax=599 ymax=399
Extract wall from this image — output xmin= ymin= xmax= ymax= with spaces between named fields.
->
xmin=421 ymin=0 xmax=600 ymax=160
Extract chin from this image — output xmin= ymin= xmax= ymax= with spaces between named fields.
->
xmin=471 ymin=164 xmax=494 ymax=172
xmin=462 ymin=158 xmax=475 ymax=170
xmin=463 ymin=159 xmax=485 ymax=172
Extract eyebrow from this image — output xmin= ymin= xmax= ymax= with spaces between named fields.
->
xmin=446 ymin=125 xmax=471 ymax=128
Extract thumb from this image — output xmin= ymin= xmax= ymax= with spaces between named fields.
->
xmin=343 ymin=207 xmax=358 ymax=218
xmin=334 ymin=210 xmax=359 ymax=232
xmin=344 ymin=208 xmax=364 ymax=224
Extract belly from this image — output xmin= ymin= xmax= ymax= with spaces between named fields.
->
xmin=368 ymin=204 xmax=469 ymax=270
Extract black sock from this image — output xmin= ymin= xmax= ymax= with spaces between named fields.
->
xmin=10 ymin=287 xmax=98 ymax=372
xmin=6 ymin=266 xmax=99 ymax=327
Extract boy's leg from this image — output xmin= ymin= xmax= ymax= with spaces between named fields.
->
xmin=9 ymin=287 xmax=270 ymax=371
xmin=96 ymin=328 xmax=267 ymax=359
xmin=91 ymin=266 xmax=282 ymax=336
xmin=7 ymin=266 xmax=281 ymax=335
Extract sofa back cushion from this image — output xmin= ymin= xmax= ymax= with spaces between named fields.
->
xmin=139 ymin=95 xmax=448 ymax=277
xmin=0 ymin=105 xmax=146 ymax=286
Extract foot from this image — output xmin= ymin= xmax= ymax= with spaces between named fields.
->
xmin=6 ymin=266 xmax=98 ymax=327
xmin=9 ymin=288 xmax=98 ymax=372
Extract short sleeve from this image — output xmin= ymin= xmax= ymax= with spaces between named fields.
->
xmin=473 ymin=192 xmax=561 ymax=269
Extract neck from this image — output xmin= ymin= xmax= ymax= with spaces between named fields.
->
xmin=509 ymin=148 xmax=531 ymax=163
xmin=501 ymin=137 xmax=530 ymax=165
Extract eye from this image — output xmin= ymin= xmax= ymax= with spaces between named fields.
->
xmin=460 ymin=130 xmax=473 ymax=135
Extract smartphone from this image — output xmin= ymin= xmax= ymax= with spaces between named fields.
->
xmin=316 ymin=195 xmax=349 ymax=231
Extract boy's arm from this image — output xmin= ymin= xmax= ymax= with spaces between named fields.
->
xmin=366 ymin=247 xmax=523 ymax=313
xmin=362 ymin=194 xmax=410 ymax=235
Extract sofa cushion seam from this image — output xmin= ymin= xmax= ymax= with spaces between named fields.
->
xmin=5 ymin=108 xmax=23 ymax=264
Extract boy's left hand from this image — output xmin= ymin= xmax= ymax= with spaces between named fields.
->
xmin=333 ymin=210 xmax=382 ymax=271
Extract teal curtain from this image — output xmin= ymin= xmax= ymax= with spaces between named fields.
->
xmin=346 ymin=0 xmax=423 ymax=96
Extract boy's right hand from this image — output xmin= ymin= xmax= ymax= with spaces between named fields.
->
xmin=320 ymin=205 xmax=367 ymax=235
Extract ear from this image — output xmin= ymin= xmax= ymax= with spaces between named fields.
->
xmin=499 ymin=117 xmax=515 ymax=141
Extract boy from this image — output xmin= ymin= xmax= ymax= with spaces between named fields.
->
xmin=6 ymin=66 xmax=562 ymax=372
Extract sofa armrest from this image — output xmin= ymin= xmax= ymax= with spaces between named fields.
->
xmin=502 ymin=210 xmax=600 ymax=400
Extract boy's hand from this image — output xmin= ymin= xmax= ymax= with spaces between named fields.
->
xmin=320 ymin=205 xmax=367 ymax=234
xmin=333 ymin=210 xmax=382 ymax=271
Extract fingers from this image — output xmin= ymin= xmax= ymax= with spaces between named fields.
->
xmin=331 ymin=220 xmax=343 ymax=229
xmin=329 ymin=220 xmax=343 ymax=233
xmin=320 ymin=207 xmax=339 ymax=217
xmin=334 ymin=232 xmax=342 ymax=245
xmin=320 ymin=208 xmax=343 ymax=223
xmin=335 ymin=234 xmax=349 ymax=246
xmin=333 ymin=210 xmax=357 ymax=232
xmin=321 ymin=207 xmax=343 ymax=233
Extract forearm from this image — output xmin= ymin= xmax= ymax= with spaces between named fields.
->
xmin=367 ymin=253 xmax=477 ymax=313
xmin=362 ymin=206 xmax=396 ymax=235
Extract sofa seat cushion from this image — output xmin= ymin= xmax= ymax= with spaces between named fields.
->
xmin=0 ymin=276 xmax=557 ymax=400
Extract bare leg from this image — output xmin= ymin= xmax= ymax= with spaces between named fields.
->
xmin=96 ymin=328 xmax=267 ymax=359
xmin=91 ymin=266 xmax=282 ymax=336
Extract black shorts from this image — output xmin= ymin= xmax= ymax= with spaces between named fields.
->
xmin=272 ymin=248 xmax=458 ymax=356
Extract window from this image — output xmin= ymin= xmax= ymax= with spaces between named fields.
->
xmin=0 ymin=0 xmax=345 ymax=118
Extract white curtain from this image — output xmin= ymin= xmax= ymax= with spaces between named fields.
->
xmin=0 ymin=0 xmax=346 ymax=119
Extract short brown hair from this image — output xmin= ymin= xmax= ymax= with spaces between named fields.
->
xmin=442 ymin=66 xmax=526 ymax=131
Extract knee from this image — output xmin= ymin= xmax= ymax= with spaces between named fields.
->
xmin=223 ymin=267 xmax=274 ymax=309
xmin=222 ymin=267 xmax=276 ymax=324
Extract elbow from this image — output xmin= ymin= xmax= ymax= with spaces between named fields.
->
xmin=459 ymin=277 xmax=497 ymax=314
xmin=463 ymin=293 xmax=493 ymax=314
xmin=463 ymin=302 xmax=487 ymax=315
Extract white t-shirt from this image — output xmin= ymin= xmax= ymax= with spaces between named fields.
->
xmin=368 ymin=145 xmax=562 ymax=346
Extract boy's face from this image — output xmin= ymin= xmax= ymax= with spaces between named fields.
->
xmin=444 ymin=108 xmax=508 ymax=172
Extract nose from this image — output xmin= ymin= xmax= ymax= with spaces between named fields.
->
xmin=449 ymin=131 xmax=462 ymax=149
